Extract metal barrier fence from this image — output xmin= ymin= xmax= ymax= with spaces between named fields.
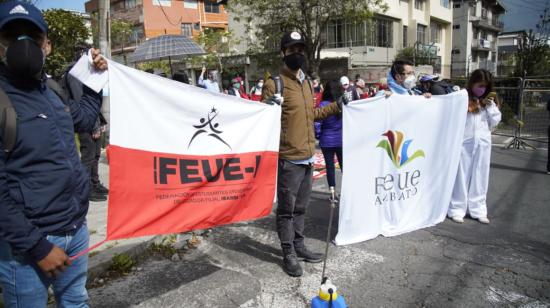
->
xmin=448 ymin=77 xmax=550 ymax=149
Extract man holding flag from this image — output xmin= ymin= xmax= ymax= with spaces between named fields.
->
xmin=262 ymin=31 xmax=343 ymax=277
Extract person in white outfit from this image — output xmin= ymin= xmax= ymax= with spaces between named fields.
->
xmin=449 ymin=69 xmax=502 ymax=224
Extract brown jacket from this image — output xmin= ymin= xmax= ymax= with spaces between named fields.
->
xmin=262 ymin=68 xmax=341 ymax=160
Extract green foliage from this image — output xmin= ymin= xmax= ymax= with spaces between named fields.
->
xmin=515 ymin=10 xmax=550 ymax=77
xmin=109 ymin=253 xmax=135 ymax=274
xmin=395 ymin=47 xmax=435 ymax=66
xmin=111 ymin=19 xmax=133 ymax=49
xmin=137 ymin=60 xmax=171 ymax=75
xmin=189 ymin=28 xmax=238 ymax=74
xmin=227 ymin=0 xmax=388 ymax=74
xmin=149 ymin=235 xmax=177 ymax=257
xmin=43 ymin=9 xmax=90 ymax=79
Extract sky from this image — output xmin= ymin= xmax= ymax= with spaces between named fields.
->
xmin=35 ymin=0 xmax=548 ymax=33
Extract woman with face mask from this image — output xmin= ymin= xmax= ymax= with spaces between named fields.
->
xmin=448 ymin=69 xmax=501 ymax=225
xmin=249 ymin=78 xmax=264 ymax=101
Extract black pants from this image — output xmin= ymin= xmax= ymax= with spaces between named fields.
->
xmin=276 ymin=160 xmax=313 ymax=256
xmin=79 ymin=132 xmax=101 ymax=186
xmin=321 ymin=147 xmax=343 ymax=188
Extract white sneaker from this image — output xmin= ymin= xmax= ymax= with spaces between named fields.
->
xmin=451 ymin=216 xmax=464 ymax=223
xmin=478 ymin=217 xmax=490 ymax=224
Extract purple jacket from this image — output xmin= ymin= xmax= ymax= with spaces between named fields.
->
xmin=315 ymin=100 xmax=343 ymax=148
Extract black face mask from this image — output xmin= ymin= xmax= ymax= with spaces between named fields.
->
xmin=2 ymin=36 xmax=44 ymax=80
xmin=283 ymin=52 xmax=305 ymax=71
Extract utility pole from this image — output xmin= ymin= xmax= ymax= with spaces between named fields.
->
xmin=98 ymin=0 xmax=111 ymax=58
xmin=98 ymin=0 xmax=111 ymax=145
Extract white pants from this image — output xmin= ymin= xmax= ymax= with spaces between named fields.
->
xmin=448 ymin=137 xmax=492 ymax=219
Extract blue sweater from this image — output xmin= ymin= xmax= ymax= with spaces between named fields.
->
xmin=0 ymin=66 xmax=101 ymax=261
xmin=315 ymin=100 xmax=343 ymax=148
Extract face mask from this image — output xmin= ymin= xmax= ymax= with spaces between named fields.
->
xmin=283 ymin=52 xmax=305 ymax=71
xmin=1 ymin=35 xmax=44 ymax=80
xmin=472 ymin=86 xmax=486 ymax=97
xmin=257 ymin=82 xmax=263 ymax=88
xmin=233 ymin=83 xmax=241 ymax=89
xmin=403 ymin=75 xmax=416 ymax=90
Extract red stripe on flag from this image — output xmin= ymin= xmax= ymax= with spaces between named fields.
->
xmin=106 ymin=145 xmax=278 ymax=240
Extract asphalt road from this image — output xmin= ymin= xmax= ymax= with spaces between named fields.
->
xmin=88 ymin=147 xmax=550 ymax=307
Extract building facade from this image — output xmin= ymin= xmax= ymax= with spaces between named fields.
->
xmin=497 ymin=31 xmax=526 ymax=76
xmin=85 ymin=0 xmax=228 ymax=62
xmin=228 ymin=0 xmax=453 ymax=82
xmin=450 ymin=0 xmax=505 ymax=77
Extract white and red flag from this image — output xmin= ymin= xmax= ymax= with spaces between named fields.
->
xmin=104 ymin=62 xmax=280 ymax=240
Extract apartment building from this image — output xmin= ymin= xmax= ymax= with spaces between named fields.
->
xmin=228 ymin=0 xmax=453 ymax=81
xmin=497 ymin=31 xmax=526 ymax=76
xmin=85 ymin=0 xmax=228 ymax=61
xmin=450 ymin=0 xmax=505 ymax=77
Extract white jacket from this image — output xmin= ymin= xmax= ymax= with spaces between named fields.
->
xmin=463 ymin=102 xmax=502 ymax=141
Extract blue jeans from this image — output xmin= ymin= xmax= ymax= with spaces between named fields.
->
xmin=321 ymin=147 xmax=343 ymax=188
xmin=0 ymin=224 xmax=89 ymax=308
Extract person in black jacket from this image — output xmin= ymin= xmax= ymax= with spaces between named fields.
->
xmin=418 ymin=75 xmax=448 ymax=95
xmin=64 ymin=42 xmax=109 ymax=202
xmin=0 ymin=2 xmax=107 ymax=306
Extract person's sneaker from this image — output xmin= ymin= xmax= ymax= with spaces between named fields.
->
xmin=94 ymin=183 xmax=109 ymax=195
xmin=89 ymin=191 xmax=107 ymax=202
xmin=282 ymin=254 xmax=303 ymax=277
xmin=451 ymin=216 xmax=464 ymax=223
xmin=478 ymin=217 xmax=490 ymax=224
xmin=296 ymin=247 xmax=323 ymax=263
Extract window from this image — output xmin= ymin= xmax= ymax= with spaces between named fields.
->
xmin=125 ymin=0 xmax=137 ymax=8
xmin=181 ymin=23 xmax=192 ymax=37
xmin=204 ymin=0 xmax=220 ymax=13
xmin=324 ymin=17 xmax=393 ymax=48
xmin=414 ymin=0 xmax=424 ymax=10
xmin=153 ymin=0 xmax=171 ymax=6
xmin=417 ymin=24 xmax=427 ymax=45
xmin=481 ymin=31 xmax=488 ymax=40
xmin=473 ymin=29 xmax=479 ymax=39
xmin=326 ymin=20 xmax=345 ymax=48
xmin=184 ymin=0 xmax=198 ymax=9
xmin=453 ymin=3 xmax=460 ymax=8
xmin=373 ymin=18 xmax=393 ymax=47
xmin=403 ymin=25 xmax=408 ymax=47
xmin=453 ymin=25 xmax=460 ymax=29
xmin=440 ymin=0 xmax=450 ymax=9
xmin=481 ymin=8 xmax=488 ymax=19
xmin=430 ymin=22 xmax=442 ymax=43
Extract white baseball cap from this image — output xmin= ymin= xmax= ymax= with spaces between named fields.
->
xmin=339 ymin=76 xmax=350 ymax=86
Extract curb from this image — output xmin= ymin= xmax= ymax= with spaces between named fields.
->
xmin=87 ymin=236 xmax=159 ymax=283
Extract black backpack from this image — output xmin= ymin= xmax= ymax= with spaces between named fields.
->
xmin=0 ymin=78 xmax=68 ymax=156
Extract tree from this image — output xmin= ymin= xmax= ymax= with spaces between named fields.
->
xmin=43 ymin=9 xmax=90 ymax=79
xmin=227 ymin=0 xmax=388 ymax=75
xmin=189 ymin=28 xmax=237 ymax=75
xmin=394 ymin=46 xmax=433 ymax=66
xmin=515 ymin=7 xmax=550 ymax=77
xmin=111 ymin=19 xmax=133 ymax=64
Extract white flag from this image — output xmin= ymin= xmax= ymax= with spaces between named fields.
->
xmin=335 ymin=91 xmax=468 ymax=245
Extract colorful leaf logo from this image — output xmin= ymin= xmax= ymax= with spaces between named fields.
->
xmin=376 ymin=130 xmax=425 ymax=168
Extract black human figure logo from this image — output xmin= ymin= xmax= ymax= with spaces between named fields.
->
xmin=188 ymin=107 xmax=232 ymax=150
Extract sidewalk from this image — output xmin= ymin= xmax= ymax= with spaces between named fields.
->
xmin=85 ymin=152 xmax=157 ymax=281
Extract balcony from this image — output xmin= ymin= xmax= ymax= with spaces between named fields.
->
xmin=471 ymin=16 xmax=504 ymax=32
xmin=472 ymin=39 xmax=496 ymax=51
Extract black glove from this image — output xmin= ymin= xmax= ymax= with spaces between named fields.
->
xmin=265 ymin=94 xmax=284 ymax=105
xmin=336 ymin=94 xmax=349 ymax=110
